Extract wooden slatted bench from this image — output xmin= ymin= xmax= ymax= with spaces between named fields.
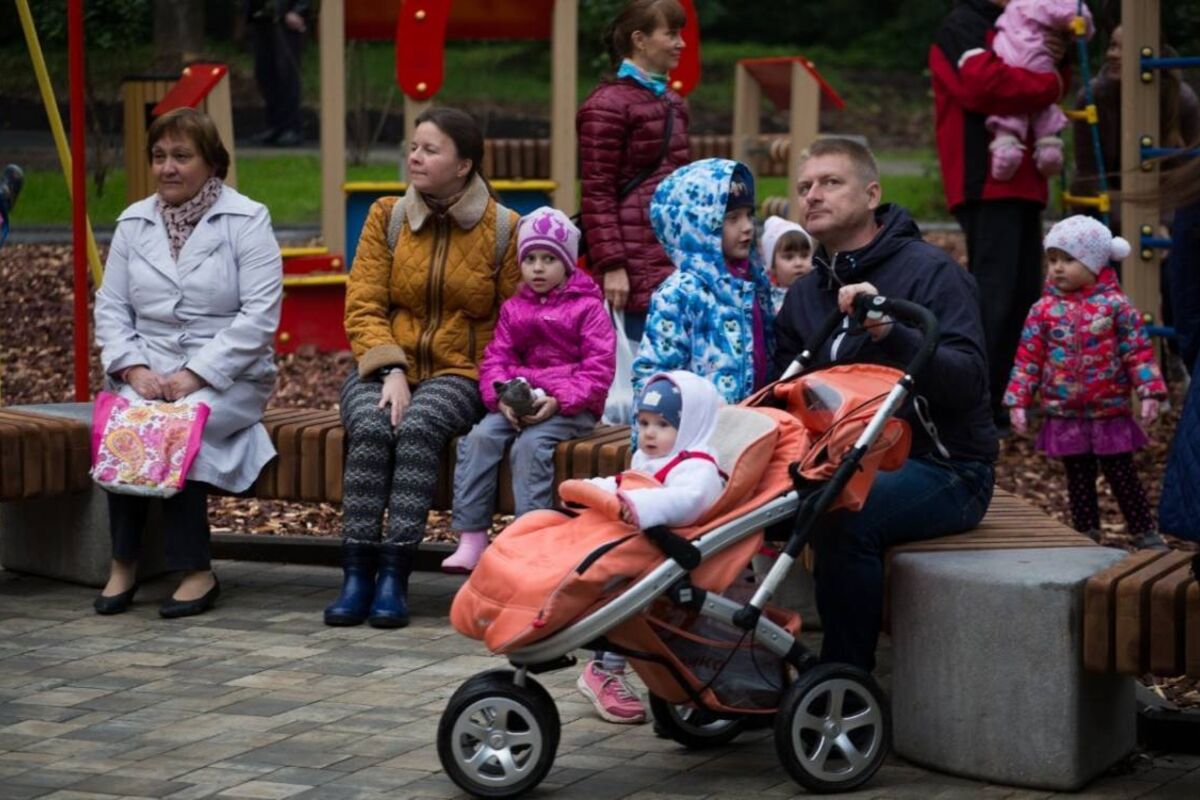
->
xmin=1084 ymin=550 xmax=1200 ymax=679
xmin=0 ymin=409 xmax=90 ymax=501
xmin=255 ymin=407 xmax=634 ymax=511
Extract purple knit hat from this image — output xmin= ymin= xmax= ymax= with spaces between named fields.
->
xmin=1043 ymin=215 xmax=1132 ymax=274
xmin=517 ymin=207 xmax=579 ymax=271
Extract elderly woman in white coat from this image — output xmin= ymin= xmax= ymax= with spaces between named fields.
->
xmin=92 ymin=108 xmax=282 ymax=618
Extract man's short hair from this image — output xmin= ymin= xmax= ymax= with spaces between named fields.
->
xmin=798 ymin=137 xmax=880 ymax=187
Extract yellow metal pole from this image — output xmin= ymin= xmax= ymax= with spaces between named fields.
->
xmin=16 ymin=0 xmax=104 ymax=286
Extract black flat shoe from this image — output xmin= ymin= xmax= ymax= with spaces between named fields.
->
xmin=93 ymin=584 xmax=138 ymax=615
xmin=159 ymin=575 xmax=220 ymax=619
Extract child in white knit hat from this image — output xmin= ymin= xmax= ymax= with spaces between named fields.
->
xmin=1003 ymin=215 xmax=1169 ymax=549
xmin=760 ymin=215 xmax=815 ymax=314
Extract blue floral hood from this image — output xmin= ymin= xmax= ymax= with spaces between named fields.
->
xmin=650 ymin=158 xmax=769 ymax=288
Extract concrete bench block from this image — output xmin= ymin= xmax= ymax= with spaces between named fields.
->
xmin=889 ymin=547 xmax=1135 ymax=791
xmin=0 ymin=403 xmax=166 ymax=587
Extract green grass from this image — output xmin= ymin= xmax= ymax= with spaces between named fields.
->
xmin=15 ymin=155 xmax=955 ymax=227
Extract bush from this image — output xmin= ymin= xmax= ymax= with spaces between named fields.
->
xmin=1 ymin=0 xmax=152 ymax=51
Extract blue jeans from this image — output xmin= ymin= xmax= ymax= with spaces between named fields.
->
xmin=813 ymin=455 xmax=995 ymax=671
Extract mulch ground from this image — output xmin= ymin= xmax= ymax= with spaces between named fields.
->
xmin=1 ymin=237 xmax=1196 ymax=706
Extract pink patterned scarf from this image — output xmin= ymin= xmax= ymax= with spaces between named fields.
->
xmin=157 ymin=176 xmax=223 ymax=261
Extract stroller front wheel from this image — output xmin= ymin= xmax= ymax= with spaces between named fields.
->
xmin=437 ymin=669 xmax=560 ymax=798
xmin=648 ymin=694 xmax=747 ymax=749
xmin=774 ymin=663 xmax=890 ymax=793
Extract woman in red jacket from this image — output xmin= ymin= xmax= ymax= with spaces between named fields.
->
xmin=577 ymin=0 xmax=690 ymax=344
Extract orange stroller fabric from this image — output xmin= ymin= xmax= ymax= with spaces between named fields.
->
xmin=450 ymin=407 xmax=784 ymax=653
xmin=745 ymin=364 xmax=911 ymax=512
xmin=450 ymin=366 xmax=913 ymax=658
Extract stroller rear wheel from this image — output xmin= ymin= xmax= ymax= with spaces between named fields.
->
xmin=437 ymin=669 xmax=560 ymax=799
xmin=774 ymin=663 xmax=890 ymax=793
xmin=648 ymin=694 xmax=747 ymax=748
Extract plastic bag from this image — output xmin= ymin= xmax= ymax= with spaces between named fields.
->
xmin=90 ymin=391 xmax=210 ymax=497
xmin=602 ymin=303 xmax=637 ymax=425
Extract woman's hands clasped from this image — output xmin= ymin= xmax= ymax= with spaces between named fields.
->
xmin=124 ymin=366 xmax=206 ymax=401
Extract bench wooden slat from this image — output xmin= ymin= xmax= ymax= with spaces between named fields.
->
xmin=1084 ymin=550 xmax=1176 ymax=673
xmin=324 ymin=427 xmax=344 ymax=503
xmin=1149 ymin=558 xmax=1196 ymax=675
xmin=0 ymin=413 xmax=47 ymax=498
xmin=0 ymin=411 xmax=68 ymax=496
xmin=1114 ymin=551 xmax=1194 ymax=675
xmin=300 ymin=418 xmax=344 ymax=502
xmin=273 ymin=410 xmax=339 ymax=500
xmin=0 ymin=423 xmax=27 ymax=500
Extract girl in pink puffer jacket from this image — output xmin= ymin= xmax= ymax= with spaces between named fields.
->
xmin=442 ymin=207 xmax=617 ymax=572
xmin=987 ymin=0 xmax=1093 ymax=181
xmin=1004 ymin=215 xmax=1168 ymax=549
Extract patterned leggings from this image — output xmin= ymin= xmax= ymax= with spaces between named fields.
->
xmin=340 ymin=371 xmax=485 ymax=545
xmin=1062 ymin=453 xmax=1154 ymax=535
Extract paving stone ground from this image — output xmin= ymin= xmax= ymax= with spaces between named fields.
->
xmin=2 ymin=561 xmax=1198 ymax=800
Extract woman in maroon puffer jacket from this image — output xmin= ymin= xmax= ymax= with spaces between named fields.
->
xmin=578 ymin=0 xmax=690 ymax=343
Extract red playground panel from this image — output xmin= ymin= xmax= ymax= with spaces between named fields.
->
xmin=277 ymin=253 xmax=350 ymax=354
xmin=737 ymin=56 xmax=846 ymax=112
xmin=152 ymin=63 xmax=229 ymax=115
xmin=383 ymin=0 xmax=701 ymax=99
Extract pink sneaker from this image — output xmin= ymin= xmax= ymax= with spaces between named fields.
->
xmin=576 ymin=662 xmax=647 ymax=724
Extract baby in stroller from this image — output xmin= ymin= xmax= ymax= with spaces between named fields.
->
xmin=443 ymin=296 xmax=940 ymax=798
xmin=576 ymin=371 xmax=726 ymax=720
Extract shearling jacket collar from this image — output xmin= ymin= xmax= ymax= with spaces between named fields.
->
xmin=404 ymin=173 xmax=491 ymax=233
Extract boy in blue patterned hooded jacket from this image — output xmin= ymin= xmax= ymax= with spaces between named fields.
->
xmin=631 ymin=158 xmax=776 ymax=405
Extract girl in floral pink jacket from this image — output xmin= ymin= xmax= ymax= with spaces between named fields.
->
xmin=1004 ymin=215 xmax=1168 ymax=549
xmin=442 ymin=207 xmax=617 ymax=572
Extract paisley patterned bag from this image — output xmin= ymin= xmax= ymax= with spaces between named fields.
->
xmin=90 ymin=391 xmax=211 ymax=497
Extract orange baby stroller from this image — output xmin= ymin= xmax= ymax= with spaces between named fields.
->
xmin=437 ymin=295 xmax=940 ymax=798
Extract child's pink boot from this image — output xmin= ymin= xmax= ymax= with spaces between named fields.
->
xmin=1034 ymin=136 xmax=1065 ymax=177
xmin=989 ymin=135 xmax=1024 ymax=181
xmin=441 ymin=531 xmax=489 ymax=574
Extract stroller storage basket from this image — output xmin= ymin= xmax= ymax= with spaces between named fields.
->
xmin=609 ymin=582 xmax=800 ymax=714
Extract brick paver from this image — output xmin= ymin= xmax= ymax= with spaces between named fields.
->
xmin=1 ymin=561 xmax=1197 ymax=799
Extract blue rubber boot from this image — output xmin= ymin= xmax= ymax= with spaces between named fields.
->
xmin=368 ymin=543 xmax=414 ymax=629
xmin=323 ymin=540 xmax=377 ymax=626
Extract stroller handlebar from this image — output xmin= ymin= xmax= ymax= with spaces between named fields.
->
xmin=851 ymin=293 xmax=940 ymax=378
xmin=782 ymin=294 xmax=940 ymax=379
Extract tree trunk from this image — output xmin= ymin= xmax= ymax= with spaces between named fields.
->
xmin=153 ymin=0 xmax=206 ymax=70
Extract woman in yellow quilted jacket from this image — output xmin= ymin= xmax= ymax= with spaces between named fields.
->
xmin=328 ymin=107 xmax=520 ymax=628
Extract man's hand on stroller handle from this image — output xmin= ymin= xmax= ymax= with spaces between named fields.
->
xmin=838 ymin=283 xmax=893 ymax=341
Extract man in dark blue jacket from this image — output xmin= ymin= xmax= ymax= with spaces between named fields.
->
xmin=774 ymin=137 xmax=998 ymax=671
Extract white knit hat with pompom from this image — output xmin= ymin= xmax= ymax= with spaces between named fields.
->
xmin=1043 ymin=215 xmax=1131 ymax=274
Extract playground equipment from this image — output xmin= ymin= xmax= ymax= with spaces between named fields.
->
xmin=731 ymin=57 xmax=845 ymax=222
xmin=1064 ymin=0 xmax=1200 ymax=325
xmin=273 ymin=0 xmax=705 ymax=354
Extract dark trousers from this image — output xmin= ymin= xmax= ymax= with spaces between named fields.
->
xmin=814 ymin=456 xmax=995 ymax=672
xmin=252 ymin=22 xmax=303 ymax=135
xmin=107 ymin=482 xmax=211 ymax=572
xmin=954 ymin=199 xmax=1044 ymax=419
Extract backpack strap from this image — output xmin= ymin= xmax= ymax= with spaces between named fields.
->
xmin=493 ymin=201 xmax=513 ymax=273
xmin=386 ymin=197 xmax=405 ymax=251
